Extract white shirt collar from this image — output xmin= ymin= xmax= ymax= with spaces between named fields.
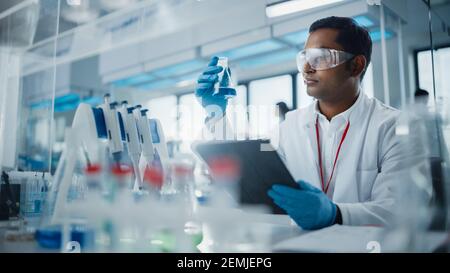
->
xmin=313 ymin=91 xmax=364 ymax=126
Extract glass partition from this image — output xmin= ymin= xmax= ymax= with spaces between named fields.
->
xmin=428 ymin=0 xmax=450 ymax=234
xmin=13 ymin=0 xmax=60 ymax=173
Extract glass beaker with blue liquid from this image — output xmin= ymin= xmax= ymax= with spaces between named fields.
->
xmin=213 ymin=57 xmax=236 ymax=99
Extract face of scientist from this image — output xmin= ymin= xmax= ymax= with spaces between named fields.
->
xmin=303 ymin=28 xmax=366 ymax=104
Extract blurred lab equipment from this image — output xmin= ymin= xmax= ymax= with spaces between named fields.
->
xmin=275 ymin=102 xmax=291 ymax=123
xmin=207 ymin=155 xmax=241 ymax=208
xmin=0 ymin=171 xmax=51 ymax=221
xmin=148 ymin=119 xmax=170 ymax=170
xmin=196 ymin=155 xmax=272 ymax=253
xmin=45 ymin=93 xmax=170 ymax=222
xmin=1 ymin=172 xmax=20 ymax=220
xmin=118 ymin=101 xmax=143 ymax=191
xmin=99 ymin=94 xmax=124 ymax=164
xmin=378 ymin=103 xmax=434 ymax=252
xmin=30 ymin=91 xmax=177 ymax=251
xmin=133 ymin=105 xmax=170 ymax=192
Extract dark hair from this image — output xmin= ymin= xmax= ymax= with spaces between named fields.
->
xmin=276 ymin=101 xmax=290 ymax=117
xmin=414 ymin=88 xmax=429 ymax=97
xmin=309 ymin=16 xmax=372 ymax=80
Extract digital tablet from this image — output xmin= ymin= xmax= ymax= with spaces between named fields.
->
xmin=192 ymin=139 xmax=299 ymax=214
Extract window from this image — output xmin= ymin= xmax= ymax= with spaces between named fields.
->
xmin=228 ymin=85 xmax=248 ymax=140
xmin=417 ymin=46 xmax=450 ymax=158
xmin=178 ymin=93 xmax=204 ymax=152
xmin=417 ymin=50 xmax=434 ymax=106
xmin=229 ymin=85 xmax=247 ymax=106
xmin=249 ymin=75 xmax=293 ymax=138
xmin=145 ymin=95 xmax=178 ymax=141
xmin=417 ymin=47 xmax=450 ymax=107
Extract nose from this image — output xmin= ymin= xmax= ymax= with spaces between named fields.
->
xmin=303 ymin=62 xmax=315 ymax=74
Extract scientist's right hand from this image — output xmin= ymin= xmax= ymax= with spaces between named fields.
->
xmin=195 ymin=56 xmax=233 ymax=117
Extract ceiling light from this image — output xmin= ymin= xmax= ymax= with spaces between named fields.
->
xmin=99 ymin=0 xmax=137 ymax=11
xmin=62 ymin=8 xmax=99 ymax=24
xmin=62 ymin=0 xmax=99 ymax=24
xmin=67 ymin=0 xmax=81 ymax=6
xmin=266 ymin=0 xmax=344 ymax=18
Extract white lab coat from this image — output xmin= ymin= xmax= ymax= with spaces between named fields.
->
xmin=202 ymin=92 xmax=431 ymax=227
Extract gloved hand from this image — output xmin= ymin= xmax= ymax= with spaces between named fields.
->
xmin=268 ymin=180 xmax=337 ymax=230
xmin=195 ymin=56 xmax=234 ymax=116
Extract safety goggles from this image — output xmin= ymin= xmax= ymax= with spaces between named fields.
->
xmin=296 ymin=48 xmax=355 ymax=73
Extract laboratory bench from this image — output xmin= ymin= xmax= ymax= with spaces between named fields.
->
xmin=0 ymin=215 xmax=303 ymax=253
xmin=1 ymin=215 xmax=448 ymax=253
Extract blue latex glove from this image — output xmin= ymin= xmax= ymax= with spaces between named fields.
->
xmin=268 ymin=180 xmax=337 ymax=230
xmin=195 ymin=56 xmax=235 ymax=116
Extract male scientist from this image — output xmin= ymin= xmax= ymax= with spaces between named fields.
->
xmin=195 ymin=17 xmax=420 ymax=230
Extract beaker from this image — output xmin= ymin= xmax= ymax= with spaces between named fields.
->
xmin=213 ymin=57 xmax=236 ymax=99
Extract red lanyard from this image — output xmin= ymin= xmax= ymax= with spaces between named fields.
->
xmin=315 ymin=116 xmax=350 ymax=193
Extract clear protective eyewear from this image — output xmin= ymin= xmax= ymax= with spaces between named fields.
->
xmin=296 ymin=48 xmax=355 ymax=73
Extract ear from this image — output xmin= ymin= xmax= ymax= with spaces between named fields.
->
xmin=351 ymin=55 xmax=367 ymax=79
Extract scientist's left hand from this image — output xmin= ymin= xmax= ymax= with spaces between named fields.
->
xmin=268 ymin=180 xmax=337 ymax=230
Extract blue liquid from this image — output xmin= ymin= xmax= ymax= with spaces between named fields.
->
xmin=35 ymin=225 xmax=95 ymax=250
xmin=214 ymin=87 xmax=236 ymax=99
